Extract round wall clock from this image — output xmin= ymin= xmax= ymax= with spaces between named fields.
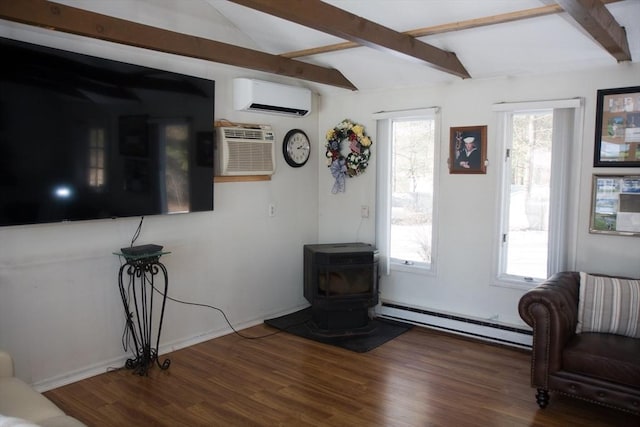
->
xmin=283 ymin=129 xmax=310 ymax=167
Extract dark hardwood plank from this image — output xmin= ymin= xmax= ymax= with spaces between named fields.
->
xmin=45 ymin=325 xmax=638 ymax=426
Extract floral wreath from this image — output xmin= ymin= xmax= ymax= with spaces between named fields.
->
xmin=325 ymin=119 xmax=373 ymax=193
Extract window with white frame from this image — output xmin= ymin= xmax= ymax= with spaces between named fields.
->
xmin=157 ymin=120 xmax=191 ymax=213
xmin=493 ymin=99 xmax=582 ymax=285
xmin=88 ymin=127 xmax=105 ymax=189
xmin=375 ymin=108 xmax=439 ymax=273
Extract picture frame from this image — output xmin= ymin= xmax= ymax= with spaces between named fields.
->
xmin=449 ymin=125 xmax=487 ymax=174
xmin=119 ymin=115 xmax=149 ymax=157
xmin=590 ymin=174 xmax=640 ymax=236
xmin=123 ymin=159 xmax=150 ymax=193
xmin=594 ymin=86 xmax=640 ymax=167
xmin=196 ymin=131 xmax=214 ymax=167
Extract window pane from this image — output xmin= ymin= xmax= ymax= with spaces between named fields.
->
xmin=164 ymin=124 xmax=190 ymax=213
xmin=88 ymin=127 xmax=105 ymax=188
xmin=505 ymin=111 xmax=552 ymax=279
xmin=390 ymin=119 xmax=435 ymax=265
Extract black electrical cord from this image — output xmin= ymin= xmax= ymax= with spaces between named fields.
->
xmin=130 ymin=216 xmax=144 ymax=247
xmin=110 ymin=262 xmax=313 ymax=374
xmin=120 ymin=217 xmax=311 ymax=343
xmin=150 ymin=283 xmax=312 ymax=339
xmin=120 ymin=275 xmax=134 ymax=352
xmin=119 ymin=217 xmax=146 ymax=362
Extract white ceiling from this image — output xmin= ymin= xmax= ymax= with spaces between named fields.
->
xmin=204 ymin=0 xmax=640 ymax=93
xmin=52 ymin=0 xmax=640 ymax=94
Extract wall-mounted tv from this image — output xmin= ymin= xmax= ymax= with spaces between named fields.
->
xmin=0 ymin=36 xmax=215 ymax=227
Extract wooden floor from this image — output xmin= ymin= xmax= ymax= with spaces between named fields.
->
xmin=45 ymin=324 xmax=637 ymax=426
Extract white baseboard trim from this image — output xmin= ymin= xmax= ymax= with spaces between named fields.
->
xmin=33 ymin=304 xmax=309 ymax=392
xmin=377 ymin=302 xmax=532 ymax=349
xmin=33 ymin=354 xmax=128 ymax=393
xmin=33 ymin=327 xmax=239 ymax=393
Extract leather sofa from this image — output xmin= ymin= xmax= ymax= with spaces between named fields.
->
xmin=518 ymin=271 xmax=640 ymax=415
xmin=0 ymin=350 xmax=86 ymax=427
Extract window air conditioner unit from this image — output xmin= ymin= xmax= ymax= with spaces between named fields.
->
xmin=233 ymin=78 xmax=311 ymax=117
xmin=215 ymin=125 xmax=276 ymax=176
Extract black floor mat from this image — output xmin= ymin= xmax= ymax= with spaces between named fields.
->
xmin=264 ymin=307 xmax=413 ymax=353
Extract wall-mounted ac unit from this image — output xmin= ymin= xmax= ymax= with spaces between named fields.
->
xmin=233 ymin=78 xmax=311 ymax=117
xmin=215 ymin=125 xmax=276 ymax=176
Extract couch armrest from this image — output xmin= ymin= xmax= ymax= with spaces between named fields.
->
xmin=0 ymin=350 xmax=15 ymax=378
xmin=518 ymin=271 xmax=580 ymax=388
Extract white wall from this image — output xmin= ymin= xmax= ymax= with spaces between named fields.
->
xmin=2 ymin=0 xmax=639 ymax=390
xmin=317 ymin=63 xmax=640 ymax=327
xmin=0 ymin=19 xmax=318 ymax=389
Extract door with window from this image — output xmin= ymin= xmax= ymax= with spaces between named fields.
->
xmin=494 ymin=100 xmax=582 ymax=285
xmin=376 ymin=108 xmax=439 ymax=274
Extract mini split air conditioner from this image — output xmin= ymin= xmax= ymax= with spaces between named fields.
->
xmin=215 ymin=125 xmax=276 ymax=176
xmin=233 ymin=78 xmax=311 ymax=117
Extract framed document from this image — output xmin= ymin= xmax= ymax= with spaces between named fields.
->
xmin=590 ymin=175 xmax=640 ymax=236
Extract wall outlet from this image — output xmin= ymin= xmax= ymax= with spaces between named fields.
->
xmin=360 ymin=205 xmax=369 ymax=218
xmin=269 ymin=203 xmax=276 ymax=217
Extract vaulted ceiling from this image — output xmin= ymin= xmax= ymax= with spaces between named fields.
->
xmin=208 ymin=0 xmax=639 ymax=93
xmin=0 ymin=0 xmax=638 ymax=94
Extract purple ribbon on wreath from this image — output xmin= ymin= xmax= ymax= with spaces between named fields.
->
xmin=330 ymin=158 xmax=347 ymax=194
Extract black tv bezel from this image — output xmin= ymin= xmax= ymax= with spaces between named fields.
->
xmin=0 ymin=36 xmax=215 ymax=227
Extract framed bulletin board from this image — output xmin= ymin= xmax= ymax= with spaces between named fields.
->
xmin=594 ymin=86 xmax=640 ymax=167
xmin=590 ymin=175 xmax=640 ymax=236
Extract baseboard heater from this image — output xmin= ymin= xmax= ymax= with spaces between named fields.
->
xmin=378 ymin=302 xmax=532 ymax=349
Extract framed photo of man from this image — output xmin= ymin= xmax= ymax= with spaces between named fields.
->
xmin=449 ymin=125 xmax=487 ymax=174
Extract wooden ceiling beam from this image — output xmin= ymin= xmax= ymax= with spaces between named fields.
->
xmin=541 ymin=0 xmax=631 ymax=61
xmin=281 ymin=4 xmax=564 ymax=59
xmin=280 ymin=0 xmax=626 ymax=60
xmin=228 ymin=0 xmax=470 ymax=79
xmin=0 ymin=0 xmax=358 ymax=90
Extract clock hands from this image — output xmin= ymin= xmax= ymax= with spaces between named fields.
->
xmin=284 ymin=129 xmax=309 ymax=167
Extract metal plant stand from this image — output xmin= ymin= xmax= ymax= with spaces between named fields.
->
xmin=116 ymin=251 xmax=171 ymax=375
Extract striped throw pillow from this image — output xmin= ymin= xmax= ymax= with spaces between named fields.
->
xmin=576 ymin=272 xmax=640 ymax=338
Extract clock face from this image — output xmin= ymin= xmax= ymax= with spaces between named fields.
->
xmin=283 ymin=129 xmax=310 ymax=167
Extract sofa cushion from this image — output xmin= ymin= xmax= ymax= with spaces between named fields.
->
xmin=39 ymin=416 xmax=87 ymax=427
xmin=0 ymin=352 xmax=14 ymax=378
xmin=577 ymin=272 xmax=640 ymax=338
xmin=563 ymin=333 xmax=640 ymax=388
xmin=0 ymin=377 xmax=65 ymax=423
xmin=0 ymin=415 xmax=86 ymax=427
xmin=0 ymin=415 xmax=40 ymax=427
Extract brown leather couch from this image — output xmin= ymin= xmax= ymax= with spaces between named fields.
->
xmin=518 ymin=271 xmax=640 ymax=415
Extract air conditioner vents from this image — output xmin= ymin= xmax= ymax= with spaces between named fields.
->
xmin=222 ymin=128 xmax=266 ymax=140
xmin=215 ymin=125 xmax=276 ymax=176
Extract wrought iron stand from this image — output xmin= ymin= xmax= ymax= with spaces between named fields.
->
xmin=116 ymin=251 xmax=171 ymax=375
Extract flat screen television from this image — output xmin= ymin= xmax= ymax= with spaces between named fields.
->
xmin=0 ymin=36 xmax=215 ymax=227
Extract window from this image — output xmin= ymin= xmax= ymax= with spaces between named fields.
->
xmin=375 ymin=108 xmax=439 ymax=273
xmin=494 ymin=99 xmax=582 ymax=285
xmin=88 ymin=127 xmax=105 ymax=188
xmin=157 ymin=120 xmax=191 ymax=213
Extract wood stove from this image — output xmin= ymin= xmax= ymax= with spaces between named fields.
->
xmin=303 ymin=243 xmax=379 ymax=335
